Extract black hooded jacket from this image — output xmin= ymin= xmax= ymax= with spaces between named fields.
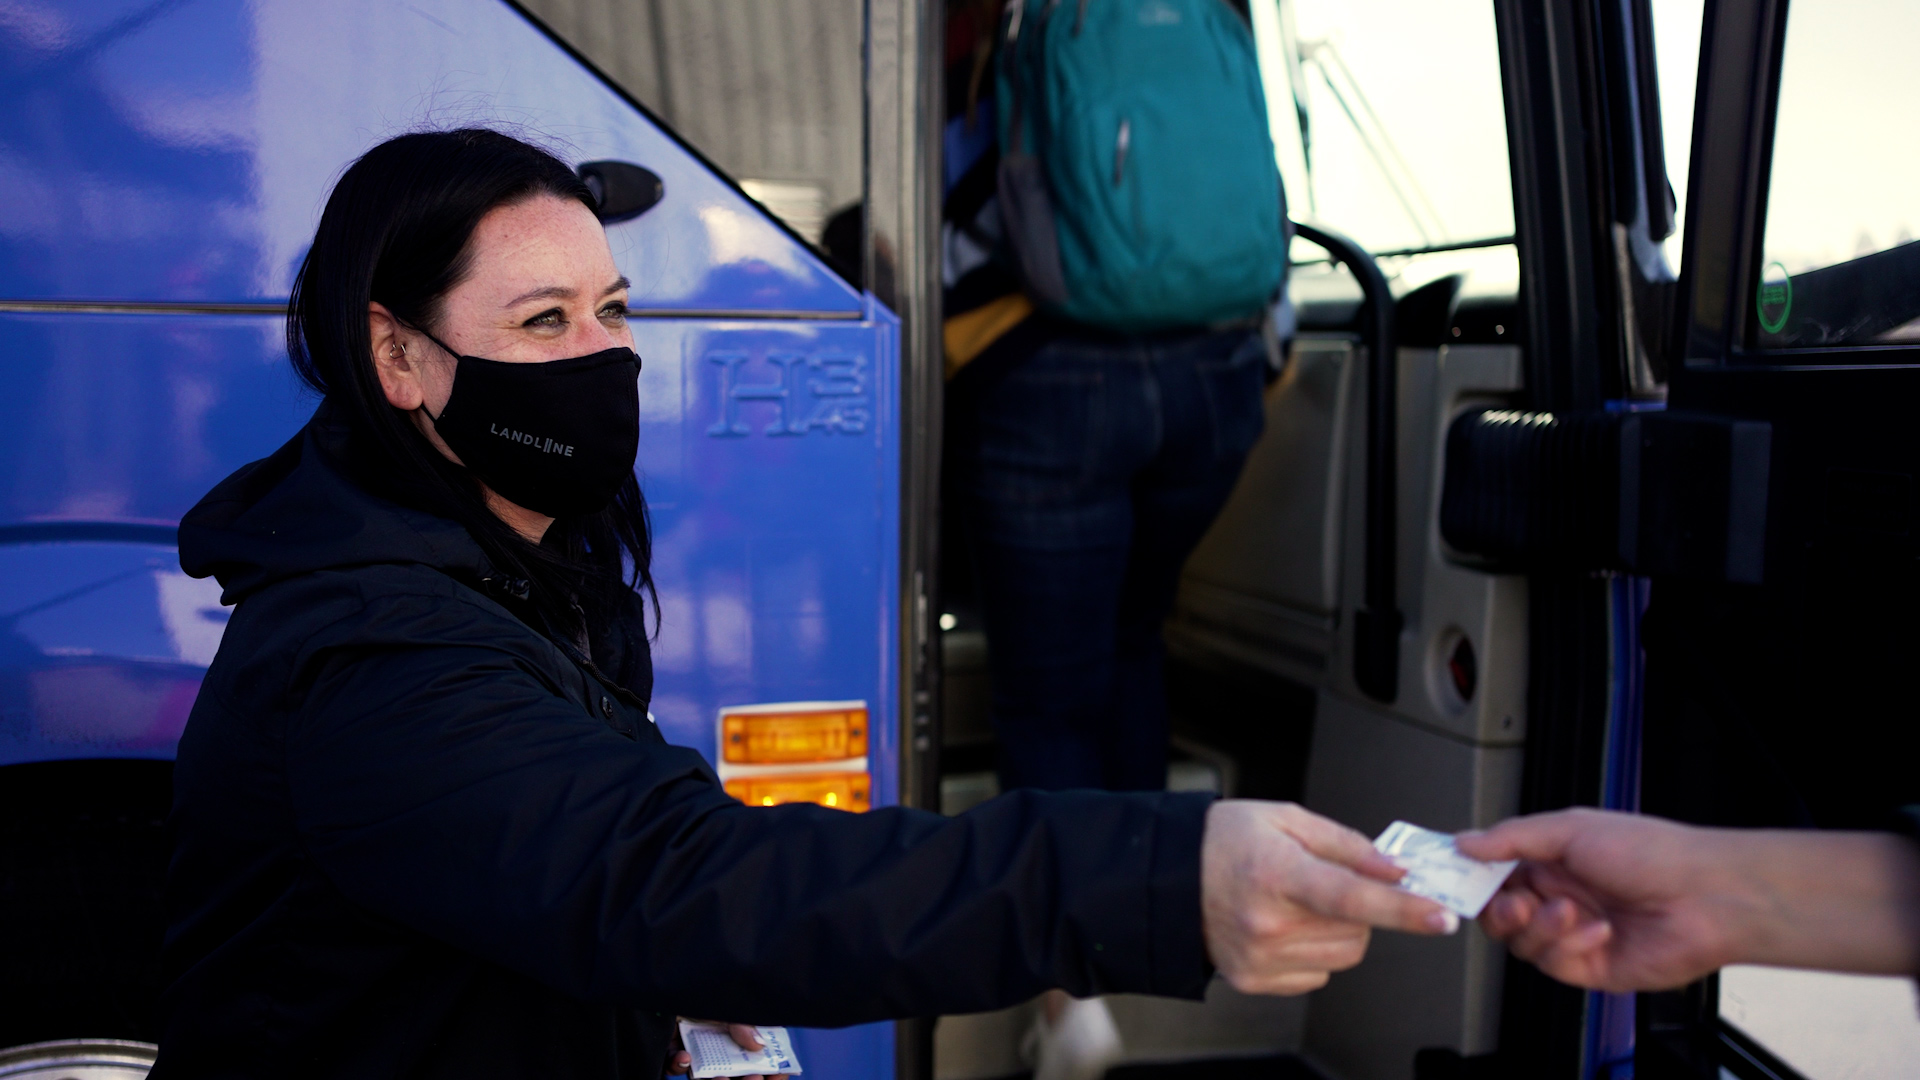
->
xmin=155 ymin=407 xmax=1215 ymax=1079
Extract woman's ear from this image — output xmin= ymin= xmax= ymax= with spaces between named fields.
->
xmin=369 ymin=302 xmax=425 ymax=411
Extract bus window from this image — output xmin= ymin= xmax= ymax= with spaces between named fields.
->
xmin=1750 ymin=0 xmax=1920 ymax=351
xmin=516 ymin=0 xmax=864 ymax=257
xmin=1251 ymin=0 xmax=1515 ymax=291
xmin=1651 ymin=0 xmax=1705 ymax=270
xmin=1252 ymin=0 xmax=1513 ymax=249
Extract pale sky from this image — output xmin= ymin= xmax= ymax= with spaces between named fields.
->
xmin=1763 ymin=0 xmax=1920 ymax=273
xmin=1256 ymin=0 xmax=1514 ymax=253
xmin=1255 ymin=0 xmax=1916 ymax=278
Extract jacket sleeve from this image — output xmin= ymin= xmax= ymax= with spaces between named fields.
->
xmin=281 ymin=600 xmax=1215 ymax=1025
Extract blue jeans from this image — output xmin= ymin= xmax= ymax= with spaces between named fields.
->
xmin=954 ymin=326 xmax=1267 ymax=791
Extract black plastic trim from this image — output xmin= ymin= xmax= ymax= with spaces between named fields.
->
xmin=0 ymin=522 xmax=178 ymax=547
xmin=1674 ymin=0 xmax=1789 ymax=365
xmin=1718 ymin=1021 xmax=1809 ymax=1080
xmin=576 ymin=160 xmax=664 ymax=224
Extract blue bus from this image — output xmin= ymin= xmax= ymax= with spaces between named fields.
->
xmin=3 ymin=1 xmax=1918 ymax=1079
xmin=0 ymin=1 xmax=905 ymax=1075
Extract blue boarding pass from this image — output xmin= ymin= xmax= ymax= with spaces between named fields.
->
xmin=1373 ymin=820 xmax=1519 ymax=919
xmin=678 ymin=1020 xmax=804 ymax=1079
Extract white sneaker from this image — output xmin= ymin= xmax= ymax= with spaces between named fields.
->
xmin=1026 ymin=996 xmax=1124 ymax=1080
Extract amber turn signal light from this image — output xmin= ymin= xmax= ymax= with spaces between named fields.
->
xmin=724 ymin=771 xmax=871 ymax=812
xmin=721 ymin=705 xmax=868 ymax=764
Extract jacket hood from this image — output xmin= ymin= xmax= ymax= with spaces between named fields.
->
xmin=179 ymin=403 xmax=494 ymax=605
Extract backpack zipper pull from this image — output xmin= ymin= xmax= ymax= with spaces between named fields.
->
xmin=1114 ymin=117 xmax=1130 ymax=186
xmin=1006 ymin=0 xmax=1023 ymax=44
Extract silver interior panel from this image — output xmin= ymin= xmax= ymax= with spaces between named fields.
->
xmin=1171 ymin=335 xmax=1532 ymax=1080
xmin=1168 ymin=335 xmax=1358 ymax=685
xmin=1299 ymin=692 xmax=1522 ymax=1080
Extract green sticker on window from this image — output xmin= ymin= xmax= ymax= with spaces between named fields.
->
xmin=1756 ymin=261 xmax=1793 ymax=334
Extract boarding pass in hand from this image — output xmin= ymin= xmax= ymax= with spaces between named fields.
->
xmin=1373 ymin=820 xmax=1518 ymax=919
xmin=678 ymin=1021 xmax=803 ymax=1079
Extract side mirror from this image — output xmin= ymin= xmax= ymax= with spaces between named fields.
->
xmin=577 ymin=160 xmax=664 ymax=224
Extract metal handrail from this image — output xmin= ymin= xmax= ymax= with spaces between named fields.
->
xmin=1292 ymin=221 xmax=1401 ymax=702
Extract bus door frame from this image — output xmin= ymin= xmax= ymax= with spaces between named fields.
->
xmin=867 ymin=3 xmax=945 ymax=1079
xmin=1486 ymin=0 xmax=1681 ymax=1075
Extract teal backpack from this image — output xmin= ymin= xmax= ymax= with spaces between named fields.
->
xmin=995 ymin=0 xmax=1289 ymax=332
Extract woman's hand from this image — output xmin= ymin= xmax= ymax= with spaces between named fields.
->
xmin=1457 ymin=807 xmax=1920 ymax=992
xmin=1200 ymin=800 xmax=1458 ymax=995
xmin=667 ymin=1021 xmax=788 ymax=1080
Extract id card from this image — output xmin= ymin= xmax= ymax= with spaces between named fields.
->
xmin=677 ymin=1021 xmax=803 ymax=1079
xmin=1373 ymin=820 xmax=1518 ymax=919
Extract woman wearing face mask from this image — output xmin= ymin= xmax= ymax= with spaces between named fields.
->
xmin=154 ymin=129 xmax=1452 ymax=1080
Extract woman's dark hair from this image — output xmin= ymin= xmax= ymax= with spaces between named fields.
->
xmin=287 ymin=128 xmax=653 ymax=645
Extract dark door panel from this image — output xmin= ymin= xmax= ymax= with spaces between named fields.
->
xmin=1641 ymin=0 xmax=1920 ymax=1074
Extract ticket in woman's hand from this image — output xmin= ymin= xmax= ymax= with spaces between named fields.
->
xmin=1373 ymin=820 xmax=1519 ymax=918
xmin=678 ymin=1020 xmax=804 ymax=1078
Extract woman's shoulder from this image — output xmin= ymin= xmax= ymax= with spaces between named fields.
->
xmin=221 ymin=561 xmax=547 ymax=667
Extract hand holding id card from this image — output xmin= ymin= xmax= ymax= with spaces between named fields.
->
xmin=1374 ymin=820 xmax=1519 ymax=919
xmin=677 ymin=1020 xmax=804 ymax=1079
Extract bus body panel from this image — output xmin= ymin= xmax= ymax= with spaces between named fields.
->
xmin=633 ymin=313 xmax=901 ymax=808
xmin=0 ymin=0 xmax=863 ymax=315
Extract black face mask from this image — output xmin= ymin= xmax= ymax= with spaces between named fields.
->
xmin=418 ymin=331 xmax=641 ymax=518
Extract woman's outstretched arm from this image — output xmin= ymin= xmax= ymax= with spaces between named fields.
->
xmin=280 ymin=597 xmax=1448 ymax=1024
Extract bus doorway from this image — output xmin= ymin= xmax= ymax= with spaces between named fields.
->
xmin=933 ymin=1 xmax=1529 ymax=1078
xmin=933 ymin=0 xmax=1904 ymax=1078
